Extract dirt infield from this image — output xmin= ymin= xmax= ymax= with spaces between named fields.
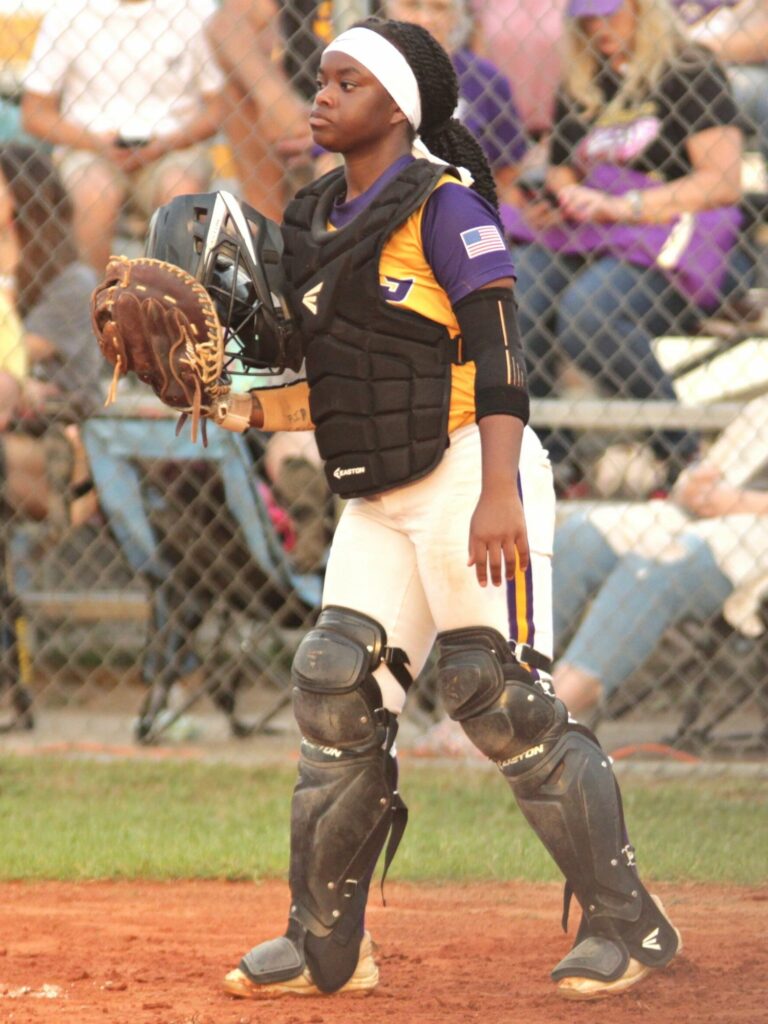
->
xmin=0 ymin=880 xmax=765 ymax=1024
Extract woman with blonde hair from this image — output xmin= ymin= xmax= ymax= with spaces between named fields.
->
xmin=504 ymin=0 xmax=747 ymax=493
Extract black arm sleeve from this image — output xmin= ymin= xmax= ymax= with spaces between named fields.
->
xmin=454 ymin=287 xmax=530 ymax=425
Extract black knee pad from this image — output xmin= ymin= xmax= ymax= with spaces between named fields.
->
xmin=291 ymin=606 xmax=389 ymax=750
xmin=436 ymin=626 xmax=567 ymax=765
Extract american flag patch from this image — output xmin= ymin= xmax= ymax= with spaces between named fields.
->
xmin=460 ymin=224 xmax=506 ymax=259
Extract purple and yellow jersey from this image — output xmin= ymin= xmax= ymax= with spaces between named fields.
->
xmin=329 ymin=155 xmax=516 ymax=434
xmin=259 ymin=159 xmax=515 ymax=433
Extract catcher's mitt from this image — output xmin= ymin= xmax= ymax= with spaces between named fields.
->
xmin=91 ymin=255 xmax=230 ymax=443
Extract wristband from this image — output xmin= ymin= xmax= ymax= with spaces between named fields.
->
xmin=625 ymin=189 xmax=644 ymax=222
xmin=258 ymin=381 xmax=313 ymax=431
xmin=213 ymin=391 xmax=253 ymax=433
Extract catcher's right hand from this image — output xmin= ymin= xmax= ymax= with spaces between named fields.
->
xmin=91 ymin=255 xmax=231 ymax=443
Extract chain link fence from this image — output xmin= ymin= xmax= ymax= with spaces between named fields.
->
xmin=0 ymin=0 xmax=767 ymax=755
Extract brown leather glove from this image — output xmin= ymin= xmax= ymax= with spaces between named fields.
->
xmin=91 ymin=254 xmax=229 ymax=443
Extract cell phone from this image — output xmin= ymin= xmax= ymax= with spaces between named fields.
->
xmin=536 ymin=188 xmax=561 ymax=205
xmin=116 ymin=136 xmax=150 ymax=148
xmin=524 ymin=186 xmax=558 ymax=207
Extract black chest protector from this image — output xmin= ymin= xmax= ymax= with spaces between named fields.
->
xmin=282 ymin=161 xmax=461 ymax=499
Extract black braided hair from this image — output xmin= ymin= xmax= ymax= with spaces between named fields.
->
xmin=357 ymin=16 xmax=499 ymax=211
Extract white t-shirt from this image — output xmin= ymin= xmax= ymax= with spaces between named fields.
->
xmin=24 ymin=0 xmax=224 ymax=137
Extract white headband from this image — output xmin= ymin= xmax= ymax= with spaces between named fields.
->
xmin=323 ymin=27 xmax=422 ymax=131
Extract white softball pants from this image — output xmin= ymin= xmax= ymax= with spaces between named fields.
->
xmin=321 ymin=423 xmax=555 ymax=713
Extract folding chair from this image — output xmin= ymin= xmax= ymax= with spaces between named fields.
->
xmin=82 ymin=417 xmax=322 ymax=743
xmin=661 ymin=613 xmax=768 ymax=756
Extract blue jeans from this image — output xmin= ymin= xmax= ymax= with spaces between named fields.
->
xmin=512 ymin=245 xmax=751 ymax=475
xmin=553 ymin=510 xmax=733 ymax=695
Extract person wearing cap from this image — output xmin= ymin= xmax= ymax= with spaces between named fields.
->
xmin=503 ymin=0 xmax=746 ymax=494
xmin=213 ymin=15 xmax=681 ymax=1006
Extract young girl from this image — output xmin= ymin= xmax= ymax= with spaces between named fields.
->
xmin=206 ymin=16 xmax=679 ymax=1003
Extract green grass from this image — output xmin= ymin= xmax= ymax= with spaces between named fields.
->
xmin=0 ymin=755 xmax=765 ymax=884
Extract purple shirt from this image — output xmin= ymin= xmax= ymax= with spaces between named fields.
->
xmin=330 ymin=156 xmax=515 ymax=307
xmin=453 ymin=47 xmax=527 ymax=169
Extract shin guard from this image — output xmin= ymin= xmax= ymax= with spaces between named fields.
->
xmin=290 ymin=734 xmax=404 ymax=992
xmin=505 ymin=725 xmax=679 ymax=975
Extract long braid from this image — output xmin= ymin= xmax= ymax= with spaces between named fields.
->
xmin=358 ymin=17 xmax=499 ymax=211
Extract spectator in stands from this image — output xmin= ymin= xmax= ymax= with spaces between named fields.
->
xmin=470 ymin=0 xmax=568 ymax=140
xmin=0 ymin=178 xmax=33 ymax=732
xmin=0 ymin=1 xmax=53 ymax=147
xmin=503 ymin=0 xmax=747 ymax=491
xmin=552 ymin=394 xmax=768 ymax=717
xmin=384 ymin=0 xmax=528 ymax=205
xmin=0 ymin=143 xmax=98 ymax=525
xmin=675 ymin=0 xmax=768 ymax=165
xmin=208 ymin=0 xmax=331 ymax=220
xmin=0 ymin=166 xmax=24 ymax=428
xmin=20 ymin=0 xmax=225 ymax=272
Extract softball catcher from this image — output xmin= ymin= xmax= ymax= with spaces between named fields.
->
xmin=91 ymin=16 xmax=680 ymax=1003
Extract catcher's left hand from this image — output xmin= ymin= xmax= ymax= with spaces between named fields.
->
xmin=91 ymin=255 xmax=230 ymax=443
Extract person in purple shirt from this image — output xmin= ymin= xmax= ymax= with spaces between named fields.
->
xmin=673 ymin=0 xmax=768 ymax=162
xmin=503 ymin=0 xmax=747 ymax=494
xmin=384 ymin=0 xmax=528 ymax=205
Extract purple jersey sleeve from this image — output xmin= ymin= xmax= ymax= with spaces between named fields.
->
xmin=421 ymin=182 xmax=516 ymax=305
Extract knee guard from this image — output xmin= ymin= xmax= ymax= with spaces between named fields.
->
xmin=436 ymin=627 xmax=678 ymax=975
xmin=242 ymin=608 xmax=408 ymax=993
xmin=292 ymin=605 xmax=409 ymax=752
xmin=436 ymin=626 xmax=566 ymax=765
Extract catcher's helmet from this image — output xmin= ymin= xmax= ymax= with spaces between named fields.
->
xmin=145 ymin=191 xmax=302 ymax=375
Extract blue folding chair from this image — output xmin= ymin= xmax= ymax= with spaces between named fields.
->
xmin=82 ymin=416 xmax=322 ymax=741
